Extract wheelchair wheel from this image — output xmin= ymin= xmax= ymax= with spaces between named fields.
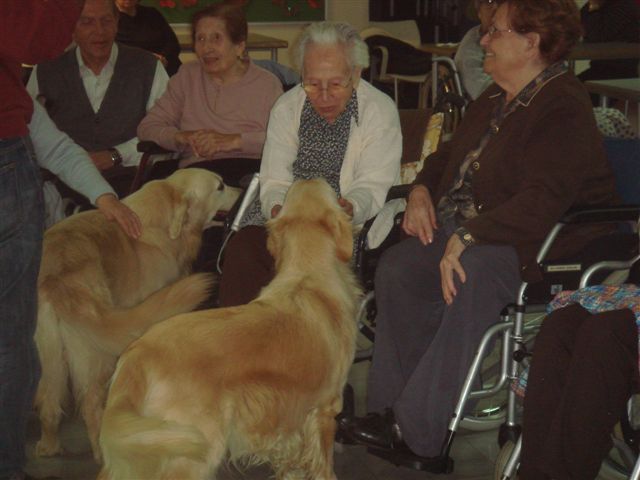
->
xmin=493 ymin=440 xmax=516 ymax=480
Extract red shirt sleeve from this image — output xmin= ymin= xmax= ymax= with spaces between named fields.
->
xmin=1 ymin=0 xmax=82 ymax=64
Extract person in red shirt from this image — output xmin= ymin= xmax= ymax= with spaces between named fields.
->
xmin=0 ymin=2 xmax=83 ymax=479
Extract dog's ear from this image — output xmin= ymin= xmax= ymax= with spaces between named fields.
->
xmin=169 ymin=198 xmax=189 ymax=240
xmin=327 ymin=210 xmax=353 ymax=263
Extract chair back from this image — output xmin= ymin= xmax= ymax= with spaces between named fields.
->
xmin=603 ymin=137 xmax=640 ymax=205
xmin=366 ymin=20 xmax=422 ymax=47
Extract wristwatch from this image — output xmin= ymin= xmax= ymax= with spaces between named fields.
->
xmin=109 ymin=148 xmax=123 ymax=167
xmin=455 ymin=227 xmax=476 ymax=247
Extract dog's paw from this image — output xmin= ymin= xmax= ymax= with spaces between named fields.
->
xmin=35 ymin=438 xmax=64 ymax=457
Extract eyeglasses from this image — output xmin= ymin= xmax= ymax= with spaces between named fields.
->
xmin=486 ymin=24 xmax=522 ymax=37
xmin=302 ymin=75 xmax=353 ymax=97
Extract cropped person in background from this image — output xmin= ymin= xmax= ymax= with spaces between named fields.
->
xmin=137 ymin=3 xmax=283 ymax=187
xmin=27 ymin=0 xmax=169 ymax=198
xmin=217 ymin=21 xmax=401 ymax=307
xmin=455 ymin=0 xmax=497 ymax=100
xmin=115 ymin=0 xmax=182 ymax=76
xmin=579 ymin=0 xmax=640 ymax=81
xmin=519 ymin=280 xmax=640 ymax=479
xmin=0 ymin=3 xmax=82 ymax=479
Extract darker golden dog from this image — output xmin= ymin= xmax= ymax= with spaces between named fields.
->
xmin=98 ymin=178 xmax=362 ymax=480
xmin=35 ymin=169 xmax=240 ymax=462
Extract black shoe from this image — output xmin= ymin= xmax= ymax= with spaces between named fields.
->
xmin=335 ymin=412 xmax=357 ymax=444
xmin=346 ymin=408 xmax=405 ymax=450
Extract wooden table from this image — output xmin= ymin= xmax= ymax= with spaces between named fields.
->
xmin=569 ymin=42 xmax=640 ymax=62
xmin=420 ymin=41 xmax=640 ymax=62
xmin=419 ymin=42 xmax=459 ymax=57
xmin=176 ymin=32 xmax=288 ymax=62
xmin=585 ymin=78 xmax=640 ymax=104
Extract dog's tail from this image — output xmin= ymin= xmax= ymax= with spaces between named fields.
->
xmin=88 ymin=273 xmax=215 ymax=356
xmin=100 ymin=364 xmax=209 ymax=479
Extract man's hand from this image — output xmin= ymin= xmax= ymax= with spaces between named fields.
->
xmin=89 ymin=150 xmax=116 ymax=171
xmin=440 ymin=234 xmax=467 ymax=305
xmin=338 ymin=197 xmax=353 ymax=217
xmin=402 ymin=185 xmax=438 ymax=245
xmin=95 ymin=194 xmax=142 ymax=239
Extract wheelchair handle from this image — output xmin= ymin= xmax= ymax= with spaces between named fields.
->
xmin=560 ymin=205 xmax=640 ymax=224
xmin=230 ymin=173 xmax=260 ymax=232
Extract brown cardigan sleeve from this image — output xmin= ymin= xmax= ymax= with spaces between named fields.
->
xmin=413 ymin=135 xmax=452 ymax=195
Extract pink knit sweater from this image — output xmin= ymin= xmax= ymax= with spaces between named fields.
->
xmin=137 ymin=60 xmax=283 ymax=163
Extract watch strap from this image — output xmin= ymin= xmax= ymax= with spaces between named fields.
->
xmin=109 ymin=148 xmax=123 ymax=167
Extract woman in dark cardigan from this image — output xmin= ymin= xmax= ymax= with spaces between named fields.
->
xmin=343 ymin=0 xmax=619 ymax=464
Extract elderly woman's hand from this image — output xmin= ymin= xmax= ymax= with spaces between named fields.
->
xmin=338 ymin=197 xmax=354 ymax=217
xmin=271 ymin=205 xmax=282 ymax=218
xmin=402 ymin=185 xmax=438 ymax=245
xmin=95 ymin=194 xmax=142 ymax=239
xmin=189 ymin=130 xmax=242 ymax=158
xmin=440 ymin=234 xmax=467 ymax=305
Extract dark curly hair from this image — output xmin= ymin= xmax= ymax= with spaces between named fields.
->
xmin=497 ymin=0 xmax=583 ymax=64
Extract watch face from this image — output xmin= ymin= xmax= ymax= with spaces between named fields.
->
xmin=110 ymin=149 xmax=122 ymax=165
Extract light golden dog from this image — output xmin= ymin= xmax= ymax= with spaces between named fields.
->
xmin=97 ymin=178 xmax=363 ymax=480
xmin=35 ymin=169 xmax=240 ymax=462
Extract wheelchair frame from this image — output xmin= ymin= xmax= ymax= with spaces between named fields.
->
xmin=354 ymin=189 xmax=639 ymax=473
xmin=496 ymin=250 xmax=640 ymax=479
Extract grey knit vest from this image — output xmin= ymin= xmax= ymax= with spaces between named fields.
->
xmin=37 ymin=44 xmax=156 ymax=152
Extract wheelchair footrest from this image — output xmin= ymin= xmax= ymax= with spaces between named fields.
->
xmin=367 ymin=447 xmax=454 ymax=473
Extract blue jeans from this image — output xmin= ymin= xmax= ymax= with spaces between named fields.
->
xmin=0 ymin=137 xmax=44 ymax=478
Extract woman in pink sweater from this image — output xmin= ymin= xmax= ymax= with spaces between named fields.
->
xmin=137 ymin=3 xmax=283 ymax=186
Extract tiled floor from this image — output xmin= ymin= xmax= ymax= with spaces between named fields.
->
xmin=23 ymin=352 xmax=632 ymax=480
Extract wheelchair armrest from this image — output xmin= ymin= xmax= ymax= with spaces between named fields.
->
xmin=137 ymin=141 xmax=173 ymax=155
xmin=536 ymin=204 xmax=640 ymax=266
xmin=386 ymin=184 xmax=412 ymax=202
xmin=560 ymin=204 xmax=640 ymax=225
xmin=130 ymin=141 xmax=177 ymax=194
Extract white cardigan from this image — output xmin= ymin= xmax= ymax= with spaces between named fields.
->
xmin=259 ymin=79 xmax=402 ymax=227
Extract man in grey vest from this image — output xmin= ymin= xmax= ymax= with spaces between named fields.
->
xmin=27 ymin=0 xmax=169 ymax=198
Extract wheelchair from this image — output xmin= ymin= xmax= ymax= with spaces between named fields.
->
xmin=344 ymin=135 xmax=640 ymax=473
xmin=495 ymin=253 xmax=640 ymax=480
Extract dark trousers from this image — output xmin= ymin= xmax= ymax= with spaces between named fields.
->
xmin=366 ymin=222 xmax=521 ymax=456
xmin=520 ymin=304 xmax=639 ymax=480
xmin=218 ymin=225 xmax=274 ymax=307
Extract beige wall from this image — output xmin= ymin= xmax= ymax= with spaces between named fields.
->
xmin=176 ymin=0 xmax=369 ymax=68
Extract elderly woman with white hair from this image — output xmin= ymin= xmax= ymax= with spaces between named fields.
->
xmin=218 ymin=21 xmax=402 ymax=307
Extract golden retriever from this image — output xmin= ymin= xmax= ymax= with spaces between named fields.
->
xmin=97 ymin=178 xmax=363 ymax=480
xmin=35 ymin=169 xmax=240 ymax=462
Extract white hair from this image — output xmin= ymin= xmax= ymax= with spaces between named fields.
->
xmin=293 ymin=22 xmax=370 ymax=73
